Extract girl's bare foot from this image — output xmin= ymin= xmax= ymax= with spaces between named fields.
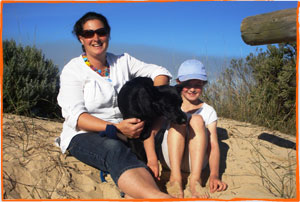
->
xmin=187 ymin=176 xmax=210 ymax=198
xmin=166 ymin=180 xmax=183 ymax=198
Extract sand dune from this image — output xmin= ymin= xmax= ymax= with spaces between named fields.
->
xmin=2 ymin=113 xmax=297 ymax=200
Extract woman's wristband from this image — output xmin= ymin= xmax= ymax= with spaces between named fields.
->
xmin=99 ymin=124 xmax=118 ymax=139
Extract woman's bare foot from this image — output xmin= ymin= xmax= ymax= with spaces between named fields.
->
xmin=166 ymin=180 xmax=183 ymax=198
xmin=187 ymin=176 xmax=210 ymax=198
xmin=124 ymin=193 xmax=133 ymax=199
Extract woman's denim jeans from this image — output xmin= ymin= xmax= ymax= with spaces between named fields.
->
xmin=67 ymin=132 xmax=147 ymax=185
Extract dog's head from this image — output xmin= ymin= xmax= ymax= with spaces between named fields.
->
xmin=154 ymin=85 xmax=187 ymax=125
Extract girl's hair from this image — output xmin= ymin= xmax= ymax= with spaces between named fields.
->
xmin=72 ymin=12 xmax=111 ymax=52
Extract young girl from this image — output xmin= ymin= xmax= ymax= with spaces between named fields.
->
xmin=160 ymin=59 xmax=227 ymax=198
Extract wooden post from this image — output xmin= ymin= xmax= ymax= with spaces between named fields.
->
xmin=241 ymin=8 xmax=297 ymax=46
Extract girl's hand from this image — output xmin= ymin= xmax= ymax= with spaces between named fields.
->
xmin=115 ymin=118 xmax=144 ymax=139
xmin=147 ymin=159 xmax=160 ymax=180
xmin=209 ymin=176 xmax=228 ymax=193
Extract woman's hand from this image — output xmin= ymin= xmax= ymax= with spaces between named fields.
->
xmin=115 ymin=118 xmax=144 ymax=139
xmin=209 ymin=175 xmax=228 ymax=193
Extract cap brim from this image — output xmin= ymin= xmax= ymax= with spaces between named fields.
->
xmin=177 ymin=74 xmax=207 ymax=82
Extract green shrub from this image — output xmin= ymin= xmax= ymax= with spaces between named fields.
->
xmin=3 ymin=39 xmax=61 ymax=119
xmin=248 ymin=43 xmax=296 ymax=134
xmin=203 ymin=43 xmax=296 ymax=135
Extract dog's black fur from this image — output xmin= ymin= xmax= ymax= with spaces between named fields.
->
xmin=117 ymin=77 xmax=187 ymax=162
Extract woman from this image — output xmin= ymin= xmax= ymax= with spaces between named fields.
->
xmin=159 ymin=59 xmax=227 ymax=198
xmin=57 ymin=12 xmax=172 ymax=199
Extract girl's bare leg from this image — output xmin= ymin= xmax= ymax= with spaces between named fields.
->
xmin=118 ymin=167 xmax=172 ymax=199
xmin=188 ymin=114 xmax=209 ymax=198
xmin=167 ymin=123 xmax=187 ymax=198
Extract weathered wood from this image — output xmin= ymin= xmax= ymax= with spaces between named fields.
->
xmin=241 ymin=8 xmax=297 ymax=46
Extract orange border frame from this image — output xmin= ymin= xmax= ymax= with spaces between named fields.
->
xmin=296 ymin=2 xmax=299 ymax=202
xmin=0 ymin=1 xmax=299 ymax=202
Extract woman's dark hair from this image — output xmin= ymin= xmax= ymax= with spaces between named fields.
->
xmin=73 ymin=12 xmax=111 ymax=51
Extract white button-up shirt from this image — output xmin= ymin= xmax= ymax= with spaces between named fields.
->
xmin=57 ymin=52 xmax=172 ymax=153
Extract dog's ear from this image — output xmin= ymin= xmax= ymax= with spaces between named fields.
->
xmin=150 ymin=87 xmax=163 ymax=113
xmin=175 ymin=84 xmax=184 ymax=94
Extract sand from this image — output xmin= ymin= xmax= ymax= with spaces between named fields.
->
xmin=2 ymin=113 xmax=298 ymax=200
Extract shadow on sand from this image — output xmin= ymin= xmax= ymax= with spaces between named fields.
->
xmin=258 ymin=133 xmax=296 ymax=150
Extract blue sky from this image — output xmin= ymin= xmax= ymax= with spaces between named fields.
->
xmin=2 ymin=1 xmax=298 ymax=81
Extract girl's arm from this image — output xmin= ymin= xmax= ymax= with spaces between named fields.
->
xmin=144 ymin=131 xmax=159 ymax=179
xmin=207 ymin=121 xmax=227 ymax=193
xmin=143 ymin=75 xmax=169 ymax=179
xmin=207 ymin=121 xmax=220 ymax=178
xmin=143 ymin=117 xmax=165 ymax=179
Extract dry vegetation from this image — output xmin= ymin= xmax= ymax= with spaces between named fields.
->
xmin=2 ymin=113 xmax=121 ymax=199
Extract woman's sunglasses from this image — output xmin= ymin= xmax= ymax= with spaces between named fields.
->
xmin=80 ymin=28 xmax=108 ymax=38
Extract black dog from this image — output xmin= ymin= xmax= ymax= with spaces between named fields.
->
xmin=117 ymin=77 xmax=187 ymax=162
